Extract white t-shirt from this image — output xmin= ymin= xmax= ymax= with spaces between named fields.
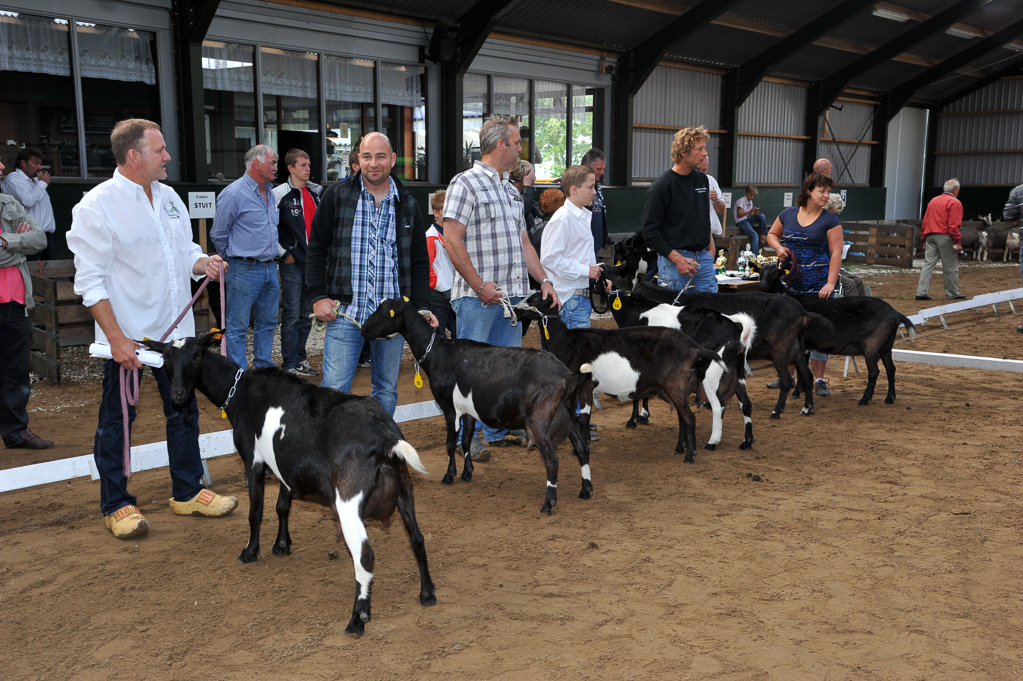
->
xmin=734 ymin=195 xmax=754 ymax=223
xmin=707 ymin=174 xmax=722 ymax=236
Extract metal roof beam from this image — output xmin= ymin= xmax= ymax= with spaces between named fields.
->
xmin=734 ymin=0 xmax=875 ymax=106
xmin=815 ymin=0 xmax=995 ymax=116
xmin=886 ymin=16 xmax=1023 ymax=120
xmin=936 ymin=57 xmax=1023 ymax=108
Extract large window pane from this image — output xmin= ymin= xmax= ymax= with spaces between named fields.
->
xmin=203 ymin=41 xmax=255 ymax=179
xmin=493 ymin=77 xmax=532 ymax=164
xmin=324 ymin=55 xmax=375 ymax=180
xmin=381 ymin=62 xmax=426 ymax=182
xmin=0 ymin=13 xmax=78 ymax=176
xmin=78 ymin=23 xmax=159 ymax=177
xmin=462 ymin=73 xmax=487 ymax=170
xmin=261 ymin=47 xmax=320 ymax=180
xmin=571 ymin=84 xmax=595 ymax=164
xmin=535 ymin=80 xmax=567 ymax=180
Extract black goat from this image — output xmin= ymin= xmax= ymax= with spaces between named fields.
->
xmin=360 ymin=298 xmax=598 ymax=515
xmin=606 ymin=285 xmax=757 ymax=450
xmin=760 ymin=262 xmax=917 ymax=405
xmin=143 ymin=334 xmax=435 ymax=636
xmin=612 ymin=232 xmax=658 ymax=290
xmin=515 ymin=292 xmax=724 ymax=463
xmin=630 ymin=281 xmax=816 ymax=419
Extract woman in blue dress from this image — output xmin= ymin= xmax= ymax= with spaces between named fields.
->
xmin=765 ymin=171 xmax=844 ymax=396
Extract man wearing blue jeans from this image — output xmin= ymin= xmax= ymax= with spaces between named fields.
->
xmin=444 ymin=115 xmax=561 ymax=455
xmin=273 ymin=148 xmax=321 ymax=376
xmin=211 ymin=144 xmax=281 ymax=369
xmin=305 ymin=132 xmax=433 ymax=417
xmin=642 ymin=126 xmax=718 ymax=293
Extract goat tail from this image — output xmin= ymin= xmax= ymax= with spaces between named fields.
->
xmin=579 ymin=362 xmax=594 ymax=374
xmin=390 ymin=439 xmax=428 ymax=476
xmin=901 ymin=316 xmax=917 ymax=343
xmin=725 ymin=312 xmax=757 ymax=353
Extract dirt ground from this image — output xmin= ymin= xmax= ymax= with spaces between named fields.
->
xmin=2 ymin=261 xmax=1022 ymax=681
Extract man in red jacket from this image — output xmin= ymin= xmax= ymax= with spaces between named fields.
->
xmin=916 ymin=178 xmax=966 ymax=301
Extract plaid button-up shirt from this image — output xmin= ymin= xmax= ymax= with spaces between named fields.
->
xmin=339 ymin=177 xmax=400 ymax=324
xmin=443 ymin=160 xmax=528 ymax=300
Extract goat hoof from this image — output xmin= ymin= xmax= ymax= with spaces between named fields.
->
xmin=859 ymin=399 xmax=871 ymax=406
xmin=540 ymin=505 xmax=553 ymax=516
xmin=441 ymin=473 xmax=455 ymax=485
xmin=739 ymin=440 xmax=753 ymax=450
xmin=345 ymin=619 xmax=366 ymax=636
xmin=579 ymin=488 xmax=591 ymax=500
xmin=800 ymin=407 xmax=814 ymax=416
xmin=625 ymin=421 xmax=637 ymax=430
xmin=420 ymin=593 xmax=437 ymax=606
xmin=238 ymin=550 xmax=258 ymax=564
xmin=682 ymin=455 xmax=695 ymax=464
xmin=461 ymin=471 xmax=473 ymax=483
xmin=637 ymin=416 xmax=649 ymax=425
xmin=271 ymin=544 xmax=291 ymax=557
xmin=770 ymin=411 xmax=781 ymax=420
xmin=704 ymin=443 xmax=717 ymax=451
xmin=884 ymin=397 xmax=895 ymax=404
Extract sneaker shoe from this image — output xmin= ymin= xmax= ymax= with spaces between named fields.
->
xmin=814 ymin=378 xmax=830 ymax=397
xmin=492 ymin=429 xmax=529 ymax=447
xmin=589 ymin=423 xmax=600 ymax=442
xmin=105 ymin=504 xmax=149 ymax=539
xmin=357 ymin=360 xmax=371 ymax=368
xmin=168 ymin=488 xmax=238 ymax=517
xmin=294 ymin=360 xmax=318 ymax=376
xmin=6 ymin=428 xmax=54 ymax=450
xmin=766 ymin=375 xmax=794 ymax=389
xmin=947 ymin=294 xmax=966 ymax=300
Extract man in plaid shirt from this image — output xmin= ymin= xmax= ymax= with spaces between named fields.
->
xmin=443 ymin=115 xmax=560 ymax=453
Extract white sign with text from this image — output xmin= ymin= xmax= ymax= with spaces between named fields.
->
xmin=188 ymin=192 xmax=216 ymax=219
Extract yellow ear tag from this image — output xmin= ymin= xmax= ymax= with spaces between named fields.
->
xmin=414 ymin=371 xmax=423 ymax=388
xmin=613 ymin=297 xmax=622 ymax=310
xmin=221 ymin=409 xmax=227 ymax=419
xmin=544 ymin=325 xmax=549 ymax=340
xmin=402 ymin=295 xmax=409 ymax=302
xmin=615 ymin=260 xmax=622 ymax=267
xmin=390 ymin=310 xmax=395 ymax=317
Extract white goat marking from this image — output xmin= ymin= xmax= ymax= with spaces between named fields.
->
xmin=590 ymin=352 xmax=641 ymax=401
xmin=172 ymin=338 xmax=187 ymax=349
xmin=452 ymin=385 xmax=480 ymax=422
xmin=580 ymin=463 xmax=591 ymax=481
xmin=580 ymin=403 xmax=592 ymax=415
xmin=335 ymin=490 xmax=373 ymax=601
xmin=546 ymin=480 xmax=557 ymax=489
xmin=253 ymin=407 xmax=290 ymax=491
xmin=641 ymin=304 xmax=684 ymax=329
xmin=703 ymin=345 xmax=727 ymax=445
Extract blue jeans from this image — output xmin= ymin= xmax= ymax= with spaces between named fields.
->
xmin=95 ymin=359 xmax=204 ymax=515
xmin=559 ymin=294 xmax=591 ymax=329
xmin=322 ymin=315 xmax=404 ymax=416
xmin=657 ymin=249 xmax=718 ymax=293
xmin=225 ymin=258 xmax=280 ymax=369
xmin=279 ymin=260 xmax=312 ymax=369
xmin=736 ymin=213 xmax=768 ymax=254
xmin=453 ymin=295 xmax=523 ymax=442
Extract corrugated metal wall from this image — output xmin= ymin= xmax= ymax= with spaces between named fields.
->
xmin=935 ymin=77 xmax=1023 ymax=185
xmin=819 ymin=101 xmax=875 ymax=185
xmin=736 ymin=81 xmax=805 ymax=185
xmin=632 ymin=65 xmax=720 ymax=181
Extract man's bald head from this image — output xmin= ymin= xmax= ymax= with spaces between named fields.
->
xmin=813 ymin=158 xmax=833 ymax=177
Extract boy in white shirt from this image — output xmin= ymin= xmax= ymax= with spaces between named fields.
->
xmin=540 ymin=165 xmax=602 ymax=329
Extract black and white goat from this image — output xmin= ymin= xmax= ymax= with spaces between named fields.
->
xmin=144 ymin=334 xmax=435 ymax=636
xmin=360 ymin=298 xmax=598 ymax=515
xmin=630 ymin=281 xmax=816 ymax=419
xmin=760 ymin=262 xmax=917 ymax=405
xmin=612 ymin=232 xmax=658 ymax=290
xmin=606 ymin=285 xmax=757 ymax=450
xmin=515 ymin=292 xmax=724 ymax=463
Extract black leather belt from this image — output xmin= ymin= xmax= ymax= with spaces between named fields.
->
xmin=232 ymin=256 xmax=274 ymax=263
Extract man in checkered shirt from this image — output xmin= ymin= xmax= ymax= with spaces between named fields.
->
xmin=443 ymin=114 xmax=560 ymax=452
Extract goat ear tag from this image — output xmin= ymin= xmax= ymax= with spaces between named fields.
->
xmin=402 ymin=296 xmax=409 ymax=302
xmin=613 ymin=297 xmax=622 ymax=310
xmin=544 ymin=326 xmax=549 ymax=340
xmin=390 ymin=310 xmax=395 ymax=317
xmin=221 ymin=409 xmax=227 ymax=419
xmin=413 ymin=371 xmax=423 ymax=389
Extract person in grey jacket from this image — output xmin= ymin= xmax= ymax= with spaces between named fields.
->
xmin=1004 ymin=183 xmax=1023 ymax=280
xmin=0 ymin=163 xmax=53 ymax=450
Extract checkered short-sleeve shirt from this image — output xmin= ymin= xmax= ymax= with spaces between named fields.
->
xmin=443 ymin=161 xmax=528 ymax=300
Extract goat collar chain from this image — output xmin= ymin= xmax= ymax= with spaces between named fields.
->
xmin=412 ymin=331 xmax=436 ymax=389
xmin=670 ymin=279 xmax=695 ymax=306
xmin=220 ymin=368 xmax=244 ymax=413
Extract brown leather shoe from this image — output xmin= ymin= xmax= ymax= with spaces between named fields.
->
xmin=8 ymin=428 xmax=54 ymax=449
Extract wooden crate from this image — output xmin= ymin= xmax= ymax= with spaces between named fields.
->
xmin=841 ymin=221 xmax=916 ymax=268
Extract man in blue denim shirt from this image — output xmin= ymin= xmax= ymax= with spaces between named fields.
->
xmin=211 ymin=144 xmax=281 ymax=369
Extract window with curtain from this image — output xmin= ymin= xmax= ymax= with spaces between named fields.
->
xmin=261 ymin=46 xmax=319 ymax=181
xmin=0 ymin=13 xmax=76 ymax=176
xmin=77 ymin=23 xmax=159 ymax=177
xmin=324 ymin=55 xmax=375 ymax=180
xmin=462 ymin=73 xmax=487 ymax=169
xmin=203 ymin=41 xmax=255 ymax=179
xmin=381 ymin=62 xmax=426 ymax=182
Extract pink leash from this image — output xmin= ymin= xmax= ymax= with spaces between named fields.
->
xmin=121 ymin=262 xmax=226 ymax=477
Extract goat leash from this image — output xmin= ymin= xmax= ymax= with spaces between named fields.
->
xmin=412 ymin=331 xmax=436 ymax=389
xmin=121 ymin=263 xmax=226 ymax=477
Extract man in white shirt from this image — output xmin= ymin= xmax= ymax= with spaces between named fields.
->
xmin=67 ymin=118 xmax=237 ymax=540
xmin=698 ymin=157 xmax=726 ymax=238
xmin=1 ymin=148 xmax=55 ymax=260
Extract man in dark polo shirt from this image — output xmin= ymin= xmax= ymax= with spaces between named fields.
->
xmin=641 ymin=125 xmax=717 ymax=293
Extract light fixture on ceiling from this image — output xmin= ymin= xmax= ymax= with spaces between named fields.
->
xmin=871 ymin=7 xmax=910 ymax=22
xmin=946 ymin=26 xmax=978 ymax=39
xmin=1005 ymin=42 xmax=1023 ymax=53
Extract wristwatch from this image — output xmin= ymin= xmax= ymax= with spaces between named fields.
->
xmin=541 ymin=278 xmax=552 ymax=286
